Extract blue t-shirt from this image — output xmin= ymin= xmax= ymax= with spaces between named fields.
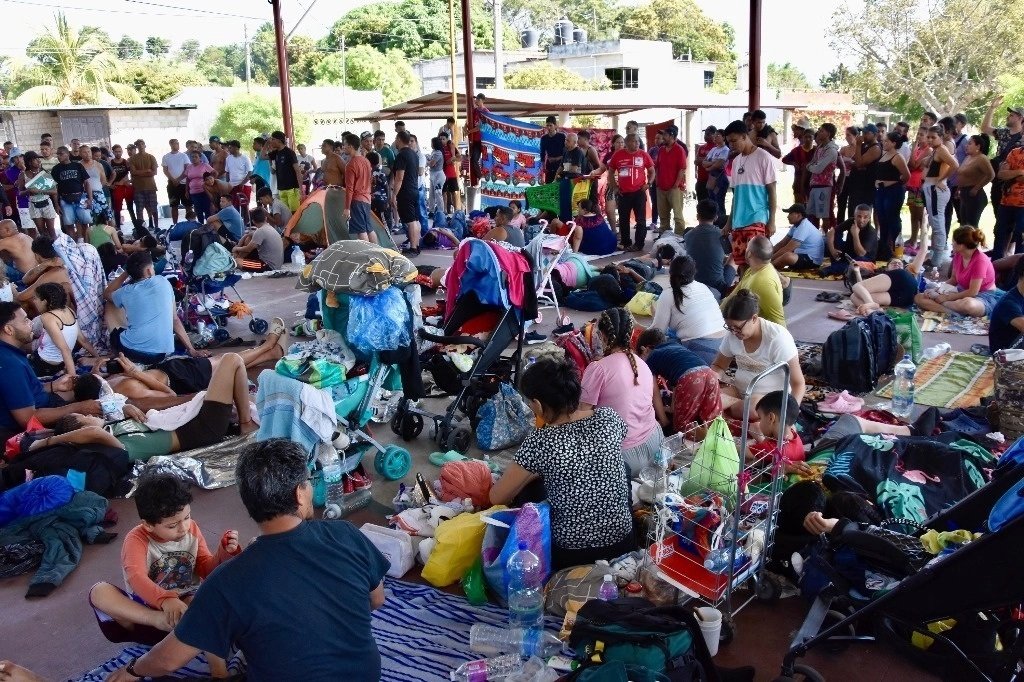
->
xmin=682 ymin=224 xmax=728 ymax=286
xmin=990 ymin=286 xmax=1024 ymax=352
xmin=0 ymin=340 xmax=54 ymax=432
xmin=217 ymin=206 xmax=244 ymax=240
xmin=788 ymin=218 xmax=825 ymax=263
xmin=645 ymin=341 xmax=705 ymax=385
xmin=112 ymin=276 xmax=175 ymax=355
xmin=175 ymin=520 xmax=389 ymax=682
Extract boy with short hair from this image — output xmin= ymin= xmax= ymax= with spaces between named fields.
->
xmin=367 ymin=151 xmax=393 ymax=230
xmin=747 ymin=390 xmax=810 ymax=475
xmin=89 ymin=473 xmax=239 ymax=646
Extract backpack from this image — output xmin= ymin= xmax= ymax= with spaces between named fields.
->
xmin=822 ymin=319 xmax=876 ymax=393
xmin=567 ymin=598 xmax=716 ymax=681
xmin=863 ymin=310 xmax=898 ymax=378
xmin=449 ymin=210 xmax=467 ymax=239
xmin=192 ymin=242 xmax=235 ymax=278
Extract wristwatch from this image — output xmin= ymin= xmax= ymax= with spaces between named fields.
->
xmin=125 ymin=657 xmax=143 ymax=679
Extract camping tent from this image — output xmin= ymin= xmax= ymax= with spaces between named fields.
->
xmin=283 ymin=187 xmax=395 ymax=249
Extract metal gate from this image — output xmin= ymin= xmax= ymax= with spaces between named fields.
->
xmin=59 ymin=114 xmax=110 ymax=149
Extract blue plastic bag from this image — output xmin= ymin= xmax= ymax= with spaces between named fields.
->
xmin=450 ymin=211 xmax=467 ymax=239
xmin=347 ymin=287 xmax=411 ymax=353
xmin=476 ymin=383 xmax=532 ymax=451
xmin=481 ymin=502 xmax=552 ymax=605
xmin=432 ymin=209 xmax=448 ymax=231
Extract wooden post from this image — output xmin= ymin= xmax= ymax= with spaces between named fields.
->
xmin=271 ymin=0 xmax=294 ymax=144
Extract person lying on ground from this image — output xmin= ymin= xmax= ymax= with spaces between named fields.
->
xmin=89 ymin=473 xmax=237 ymax=676
xmin=40 ymin=351 xmax=257 ymax=462
xmin=29 ymin=283 xmax=98 ymax=377
xmin=489 ymin=358 xmax=636 ymax=571
xmin=105 ymin=439 xmax=389 ymax=682
xmin=105 ymin=251 xmax=206 ymax=364
xmin=0 ymin=302 xmax=102 ymax=441
xmin=0 ymin=219 xmax=36 ymax=285
xmin=850 ymin=224 xmax=930 ymax=314
xmin=0 ymin=660 xmax=45 ymax=682
xmin=914 ymin=226 xmax=1005 ymax=318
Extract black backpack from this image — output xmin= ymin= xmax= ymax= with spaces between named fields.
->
xmin=863 ymin=311 xmax=898 ymax=378
xmin=822 ymin=318 xmax=876 ymax=393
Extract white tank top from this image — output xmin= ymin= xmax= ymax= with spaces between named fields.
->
xmin=38 ymin=310 xmax=79 ymax=365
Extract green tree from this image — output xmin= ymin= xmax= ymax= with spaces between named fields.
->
xmin=210 ymin=93 xmax=311 ymax=147
xmin=121 ymin=60 xmax=205 ymax=103
xmin=621 ymin=0 xmax=735 ymax=62
xmin=145 ymin=36 xmax=171 ymax=59
xmin=177 ymin=39 xmax=201 ymax=63
xmin=829 ymin=0 xmax=1023 ymax=116
xmin=198 ymin=45 xmax=241 ymax=86
xmin=504 ymin=62 xmax=609 ymax=90
xmin=117 ymin=36 xmax=144 ymax=61
xmin=819 ymin=63 xmax=855 ymax=92
xmin=767 ymin=62 xmax=811 ymax=92
xmin=313 ymin=44 xmax=419 ymax=106
xmin=15 ymin=13 xmax=139 ymax=105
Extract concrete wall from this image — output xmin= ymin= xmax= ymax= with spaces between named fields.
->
xmin=107 ymin=109 xmax=191 ymax=150
xmin=6 ymin=111 xmax=62 ymax=149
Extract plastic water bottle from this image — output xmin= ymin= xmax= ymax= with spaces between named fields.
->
xmin=506 ymin=542 xmax=543 ymax=629
xmin=891 ymin=354 xmax=916 ymax=419
xmin=928 ymin=267 xmax=940 ymax=282
xmin=290 ymin=245 xmax=304 ymax=265
xmin=322 ymin=455 xmax=345 ymax=520
xmin=703 ymin=547 xmax=731 ymax=574
xmin=469 ymin=624 xmax=562 ymax=658
xmin=450 ymin=654 xmax=524 ymax=682
xmin=921 ymin=343 xmax=951 ymax=360
xmin=598 ymin=574 xmax=618 ymax=601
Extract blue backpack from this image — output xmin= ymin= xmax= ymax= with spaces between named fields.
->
xmin=431 ymin=209 xmax=447 ymax=232
xmin=449 ymin=210 xmax=467 ymax=239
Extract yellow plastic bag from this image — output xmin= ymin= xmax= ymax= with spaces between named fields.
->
xmin=421 ymin=506 xmax=506 ymax=587
xmin=571 ymin=179 xmax=592 ymax=207
xmin=626 ymin=291 xmax=659 ymax=317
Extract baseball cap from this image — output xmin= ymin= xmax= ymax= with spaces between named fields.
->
xmin=7 ymin=147 xmax=22 ymax=160
xmin=794 ymin=117 xmax=812 ymax=129
xmin=209 ymin=135 xmax=221 ymax=143
xmin=662 ymin=125 xmax=679 ymax=137
xmin=1009 ymin=107 xmax=1024 ymax=118
xmin=862 ymin=123 xmax=878 ymax=134
xmin=360 ymin=131 xmax=372 ymax=139
xmin=783 ymin=203 xmax=807 ymax=214
xmin=702 ymin=125 xmax=717 ymax=133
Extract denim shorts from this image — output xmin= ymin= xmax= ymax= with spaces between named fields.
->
xmin=59 ymin=197 xmax=91 ymax=225
xmin=978 ymin=288 xmax=1007 ymax=317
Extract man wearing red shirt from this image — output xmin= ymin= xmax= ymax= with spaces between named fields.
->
xmin=695 ymin=127 xmax=715 ymax=202
xmin=608 ymin=133 xmax=655 ymax=251
xmin=341 ymin=133 xmax=377 ymax=243
xmin=655 ymin=125 xmax=688 ymax=235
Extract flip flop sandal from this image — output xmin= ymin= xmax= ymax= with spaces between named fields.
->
xmin=428 ymin=450 xmax=471 ymax=467
xmin=817 ymin=390 xmax=864 ymax=414
xmin=827 ymin=310 xmax=856 ymax=321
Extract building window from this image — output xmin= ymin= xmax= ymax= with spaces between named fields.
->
xmin=605 ymin=67 xmax=639 ymax=90
xmin=703 ymin=70 xmax=715 ymax=88
xmin=476 ymin=77 xmax=495 ymax=90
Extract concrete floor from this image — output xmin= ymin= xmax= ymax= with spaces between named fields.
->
xmin=0 ymin=232 xmax=966 ymax=681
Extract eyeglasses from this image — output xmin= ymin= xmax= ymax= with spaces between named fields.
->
xmin=724 ymin=319 xmax=750 ymax=335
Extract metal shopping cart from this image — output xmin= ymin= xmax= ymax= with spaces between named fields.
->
xmin=643 ymin=362 xmax=792 ymax=644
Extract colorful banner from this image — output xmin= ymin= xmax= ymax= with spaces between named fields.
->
xmin=479 ymin=111 xmax=545 ymax=209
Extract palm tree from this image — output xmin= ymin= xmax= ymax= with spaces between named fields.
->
xmin=15 ymin=13 xmax=140 ymax=105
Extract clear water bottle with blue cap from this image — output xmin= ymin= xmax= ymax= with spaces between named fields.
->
xmin=891 ymin=354 xmax=916 ymax=419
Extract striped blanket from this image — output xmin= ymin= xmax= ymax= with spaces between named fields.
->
xmin=876 ymin=351 xmax=994 ymax=408
xmin=71 ymin=578 xmax=562 ymax=682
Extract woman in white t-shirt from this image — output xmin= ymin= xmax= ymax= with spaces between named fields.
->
xmin=652 ymin=255 xmax=727 ymax=364
xmin=712 ymin=289 xmax=805 ymax=419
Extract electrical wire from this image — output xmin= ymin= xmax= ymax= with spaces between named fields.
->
xmin=0 ymin=0 xmax=260 ymax=20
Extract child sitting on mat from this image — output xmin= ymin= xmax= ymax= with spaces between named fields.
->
xmin=89 ymin=473 xmax=239 ymax=674
xmin=746 ymin=390 xmax=811 ymax=476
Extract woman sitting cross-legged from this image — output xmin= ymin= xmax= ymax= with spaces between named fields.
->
xmin=651 ymin=255 xmax=727 ymax=364
xmin=914 ymin=226 xmax=1005 ymax=318
xmin=30 ymin=352 xmax=258 ymax=462
xmin=489 ymin=358 xmax=635 ymax=571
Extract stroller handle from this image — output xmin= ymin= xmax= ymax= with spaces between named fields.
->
xmin=417 ymin=327 xmax=487 ymax=349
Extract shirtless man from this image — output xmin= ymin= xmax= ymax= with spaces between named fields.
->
xmin=0 ymin=219 xmax=36 ymax=285
xmin=16 ymin=237 xmax=73 ymax=314
xmin=321 ymin=139 xmax=345 ymax=187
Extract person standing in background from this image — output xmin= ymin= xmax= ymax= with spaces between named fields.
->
xmin=268 ymin=131 xmax=302 ymax=213
xmin=128 ymin=139 xmax=159 ymax=232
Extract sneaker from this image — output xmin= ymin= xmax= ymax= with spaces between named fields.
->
xmin=524 ymin=331 xmax=547 ymax=345
xmin=553 ymin=322 xmax=575 ymax=336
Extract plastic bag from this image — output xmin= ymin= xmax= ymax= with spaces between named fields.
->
xmin=626 ymin=291 xmax=658 ymax=317
xmin=886 ymin=308 xmax=923 ymax=363
xmin=460 ymin=557 xmax=488 ymax=605
xmin=681 ymin=416 xmax=740 ymax=505
xmin=347 ymin=287 xmax=411 ymax=353
xmin=481 ymin=502 xmax=552 ymax=605
xmin=421 ymin=507 xmax=504 ymax=587
xmin=476 ymin=383 xmax=533 ymax=451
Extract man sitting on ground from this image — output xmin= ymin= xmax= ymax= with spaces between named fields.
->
xmin=722 ymin=236 xmax=787 ymax=325
xmin=0 ymin=219 xmax=36 ymax=286
xmin=256 ymin=187 xmax=292 ymax=233
xmin=682 ymin=199 xmax=736 ymax=299
xmin=990 ymin=257 xmax=1024 ymax=352
xmin=106 ymin=439 xmax=389 ymax=682
xmin=232 ymin=208 xmax=284 ymax=272
xmin=820 ymin=203 xmax=878 ymax=277
xmin=209 ymin=194 xmax=244 ymax=242
xmin=483 ymin=207 xmax=526 ymax=247
xmin=772 ymin=203 xmax=825 ymax=271
xmin=105 ymin=251 xmax=204 ymax=364
xmin=0 ymin=302 xmax=101 ymax=441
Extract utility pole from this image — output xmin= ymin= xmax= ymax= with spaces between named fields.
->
xmin=340 ymin=33 xmax=347 ymax=121
xmin=748 ymin=0 xmax=762 ymax=111
xmin=493 ymin=0 xmax=504 ymax=89
xmin=244 ymin=25 xmax=252 ymax=93
xmin=271 ymin=0 xmax=294 ymax=144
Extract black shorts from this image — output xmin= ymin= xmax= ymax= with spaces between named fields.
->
xmin=396 ymin=194 xmax=419 ymax=224
xmin=442 ymin=178 xmax=459 ymax=193
xmin=887 ymin=268 xmax=919 ymax=308
xmin=792 ymin=253 xmax=821 ymax=271
xmin=155 ymin=357 xmax=212 ymax=395
xmin=175 ymin=400 xmax=232 ymax=451
xmin=28 ymin=353 xmax=63 ymax=378
xmin=110 ymin=328 xmax=167 ymax=365
xmin=166 ymin=183 xmax=191 ymax=209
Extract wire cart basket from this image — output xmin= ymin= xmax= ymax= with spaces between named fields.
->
xmin=643 ymin=362 xmax=792 ymax=644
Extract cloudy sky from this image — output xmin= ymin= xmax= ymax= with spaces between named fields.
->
xmin=0 ymin=0 xmax=844 ymax=82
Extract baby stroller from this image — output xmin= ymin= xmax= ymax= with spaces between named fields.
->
xmin=392 ymin=238 xmax=537 ymax=453
xmin=777 ymin=448 xmax=1024 ymax=682
xmin=177 ymin=228 xmax=268 ymax=340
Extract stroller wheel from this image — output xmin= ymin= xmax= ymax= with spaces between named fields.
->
xmin=775 ymin=665 xmax=824 ymax=682
xmin=375 ymin=445 xmax=412 ymax=480
xmin=213 ymin=327 xmax=231 ymax=342
xmin=249 ymin=318 xmax=269 ymax=335
xmin=398 ymin=413 xmax=423 ymax=441
xmin=445 ymin=426 xmax=472 ymax=453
